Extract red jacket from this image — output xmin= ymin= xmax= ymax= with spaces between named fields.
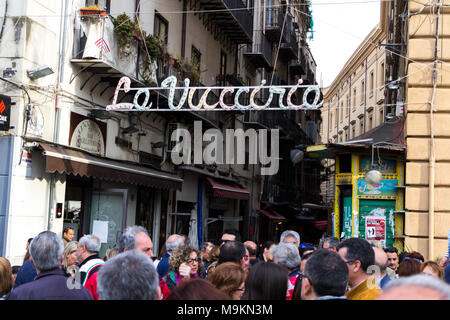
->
xmin=84 ymin=271 xmax=99 ymax=300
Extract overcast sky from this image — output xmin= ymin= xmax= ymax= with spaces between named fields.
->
xmin=308 ymin=0 xmax=381 ymax=88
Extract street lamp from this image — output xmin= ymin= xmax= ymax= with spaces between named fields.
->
xmin=27 ymin=65 xmax=54 ymax=80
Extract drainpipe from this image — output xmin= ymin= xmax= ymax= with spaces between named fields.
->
xmin=181 ymin=0 xmax=187 ymax=58
xmin=428 ymin=3 xmax=441 ymax=261
xmin=364 ymin=58 xmax=367 ymax=132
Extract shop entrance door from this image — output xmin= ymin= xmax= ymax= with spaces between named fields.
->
xmin=90 ymin=189 xmax=128 ymax=258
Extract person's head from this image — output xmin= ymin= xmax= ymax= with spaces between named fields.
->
xmin=321 ymin=237 xmax=340 ymax=252
xmin=105 ymin=247 xmax=119 ymax=261
xmin=261 ymin=241 xmax=275 ymax=262
xmin=242 ymin=262 xmax=289 ymax=300
xmin=200 ymin=242 xmax=215 ymax=261
xmin=0 ymin=257 xmax=13 ymax=297
xmin=26 ymin=237 xmax=33 ymax=251
xmin=221 ymin=229 xmax=241 ymax=244
xmin=62 ymin=241 xmax=78 ymax=269
xmin=166 ymin=234 xmax=184 ymax=253
xmin=397 ymin=258 xmax=422 ymax=277
xmin=376 ymin=274 xmax=450 ymax=300
xmin=169 ymin=245 xmax=203 ymax=277
xmin=97 ymin=250 xmax=160 ymax=300
xmin=336 ymin=237 xmax=375 ymax=287
xmin=373 ymin=246 xmax=389 ymax=278
xmin=300 ymin=251 xmax=315 ymax=273
xmin=271 ymin=242 xmax=301 ymax=272
xmin=166 ymin=278 xmax=229 ymax=300
xmin=209 ymin=245 xmax=221 ymax=262
xmin=29 ymin=231 xmax=64 ymax=273
xmin=11 ymin=265 xmax=20 ymax=283
xmin=407 ymin=251 xmax=425 ymax=263
xmin=218 ymin=240 xmax=247 ymax=270
xmin=76 ymin=234 xmax=101 ymax=263
xmin=384 ymin=247 xmax=399 ymax=271
xmin=280 ymin=230 xmax=300 ymax=247
xmin=244 ymin=241 xmax=258 ymax=259
xmin=63 ymin=227 xmax=75 ymax=242
xmin=301 ymin=249 xmax=349 ymax=300
xmin=299 ymin=243 xmax=315 ymax=258
xmin=421 ymin=260 xmax=445 ymax=280
xmin=209 ymin=262 xmax=246 ymax=300
xmin=117 ymin=225 xmax=154 ymax=259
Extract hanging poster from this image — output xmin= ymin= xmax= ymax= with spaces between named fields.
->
xmin=365 ymin=216 xmax=386 ymax=243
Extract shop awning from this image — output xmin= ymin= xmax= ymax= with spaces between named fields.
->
xmin=206 ymin=177 xmax=250 ymax=200
xmin=39 ymin=143 xmax=183 ymax=190
xmin=258 ymin=209 xmax=287 ymax=221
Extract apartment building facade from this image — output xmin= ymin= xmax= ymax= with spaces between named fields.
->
xmin=0 ymin=0 xmax=322 ymax=262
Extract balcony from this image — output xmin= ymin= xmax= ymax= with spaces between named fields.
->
xmin=243 ymin=110 xmax=271 ymax=129
xmin=289 ymin=58 xmax=306 ymax=76
xmin=265 ymin=7 xmax=286 ymax=43
xmin=280 ymin=32 xmax=299 ymax=60
xmin=70 ymin=16 xmax=146 ymax=91
xmin=243 ymin=32 xmax=273 ymax=71
xmin=197 ymin=0 xmax=253 ymax=43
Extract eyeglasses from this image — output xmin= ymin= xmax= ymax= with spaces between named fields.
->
xmin=187 ymin=258 xmax=199 ymax=264
xmin=300 ymin=243 xmax=313 ymax=249
xmin=343 ymin=259 xmax=356 ymax=265
xmin=243 ymin=255 xmax=249 ymax=261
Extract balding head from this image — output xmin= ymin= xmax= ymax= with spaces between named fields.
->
xmin=166 ymin=234 xmax=184 ymax=252
xmin=244 ymin=241 xmax=258 ymax=258
xmin=373 ymin=247 xmax=388 ymax=275
xmin=377 ymin=274 xmax=450 ymax=300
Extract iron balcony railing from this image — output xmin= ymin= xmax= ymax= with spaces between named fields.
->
xmin=243 ymin=31 xmax=273 ymax=71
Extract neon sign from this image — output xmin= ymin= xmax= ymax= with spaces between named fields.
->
xmin=106 ymin=76 xmax=323 ymax=111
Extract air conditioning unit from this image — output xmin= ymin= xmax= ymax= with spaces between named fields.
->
xmin=166 ymin=123 xmax=181 ymax=152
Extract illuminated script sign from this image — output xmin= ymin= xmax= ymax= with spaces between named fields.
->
xmin=106 ymin=76 xmax=323 ymax=111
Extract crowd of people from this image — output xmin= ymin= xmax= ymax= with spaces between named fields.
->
xmin=1 ymin=226 xmax=450 ymax=300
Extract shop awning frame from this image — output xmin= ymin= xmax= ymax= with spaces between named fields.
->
xmin=206 ymin=177 xmax=250 ymax=200
xmin=258 ymin=209 xmax=287 ymax=221
xmin=39 ymin=142 xmax=183 ymax=190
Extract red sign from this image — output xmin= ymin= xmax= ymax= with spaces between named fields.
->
xmin=365 ymin=217 xmax=386 ymax=241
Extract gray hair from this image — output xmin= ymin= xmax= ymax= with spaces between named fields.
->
xmin=322 ymin=237 xmax=340 ymax=249
xmin=383 ymin=274 xmax=450 ymax=300
xmin=117 ymin=225 xmax=149 ymax=253
xmin=271 ymin=242 xmax=301 ymax=270
xmin=97 ymin=250 xmax=160 ymax=300
xmin=29 ymin=231 xmax=64 ymax=272
xmin=280 ymin=230 xmax=300 ymax=245
xmin=63 ymin=241 xmax=78 ymax=269
xmin=79 ymin=234 xmax=101 ymax=253
xmin=166 ymin=235 xmax=184 ymax=251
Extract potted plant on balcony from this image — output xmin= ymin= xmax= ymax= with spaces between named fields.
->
xmin=79 ymin=5 xmax=106 ymax=17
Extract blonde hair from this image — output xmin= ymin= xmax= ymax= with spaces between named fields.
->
xmin=421 ymin=260 xmax=445 ymax=280
xmin=63 ymin=241 xmax=78 ymax=269
xmin=0 ymin=257 xmax=13 ymax=296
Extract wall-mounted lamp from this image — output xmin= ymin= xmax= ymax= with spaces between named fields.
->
xmin=27 ymin=65 xmax=54 ymax=80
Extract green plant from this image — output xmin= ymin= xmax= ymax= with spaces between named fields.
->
xmin=113 ymin=13 xmax=139 ymax=57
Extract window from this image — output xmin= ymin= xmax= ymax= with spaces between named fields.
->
xmin=154 ymin=13 xmax=168 ymax=79
xmin=154 ymin=13 xmax=168 ymax=45
xmin=360 ymin=120 xmax=364 ymax=135
xmin=340 ymin=102 xmax=343 ymax=122
xmin=360 ymin=80 xmax=365 ymax=105
xmin=86 ymin=0 xmax=109 ymax=12
xmin=380 ymin=62 xmax=385 ymax=88
xmin=345 ymin=95 xmax=349 ymax=116
xmin=352 ymin=88 xmax=356 ymax=111
xmin=335 ymin=107 xmax=338 ymax=127
xmin=369 ymin=114 xmax=373 ymax=130
xmin=330 ymin=112 xmax=333 ymax=133
xmin=369 ymin=71 xmax=374 ymax=97
xmin=379 ymin=107 xmax=384 ymax=123
xmin=191 ymin=45 xmax=201 ymax=67
xmin=352 ymin=125 xmax=355 ymax=139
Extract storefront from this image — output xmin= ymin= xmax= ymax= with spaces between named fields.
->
xmin=307 ymin=135 xmax=406 ymax=249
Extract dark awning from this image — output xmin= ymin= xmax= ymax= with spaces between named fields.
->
xmin=258 ymin=209 xmax=287 ymax=221
xmin=39 ymin=143 xmax=182 ymax=190
xmin=206 ymin=177 xmax=250 ymax=200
